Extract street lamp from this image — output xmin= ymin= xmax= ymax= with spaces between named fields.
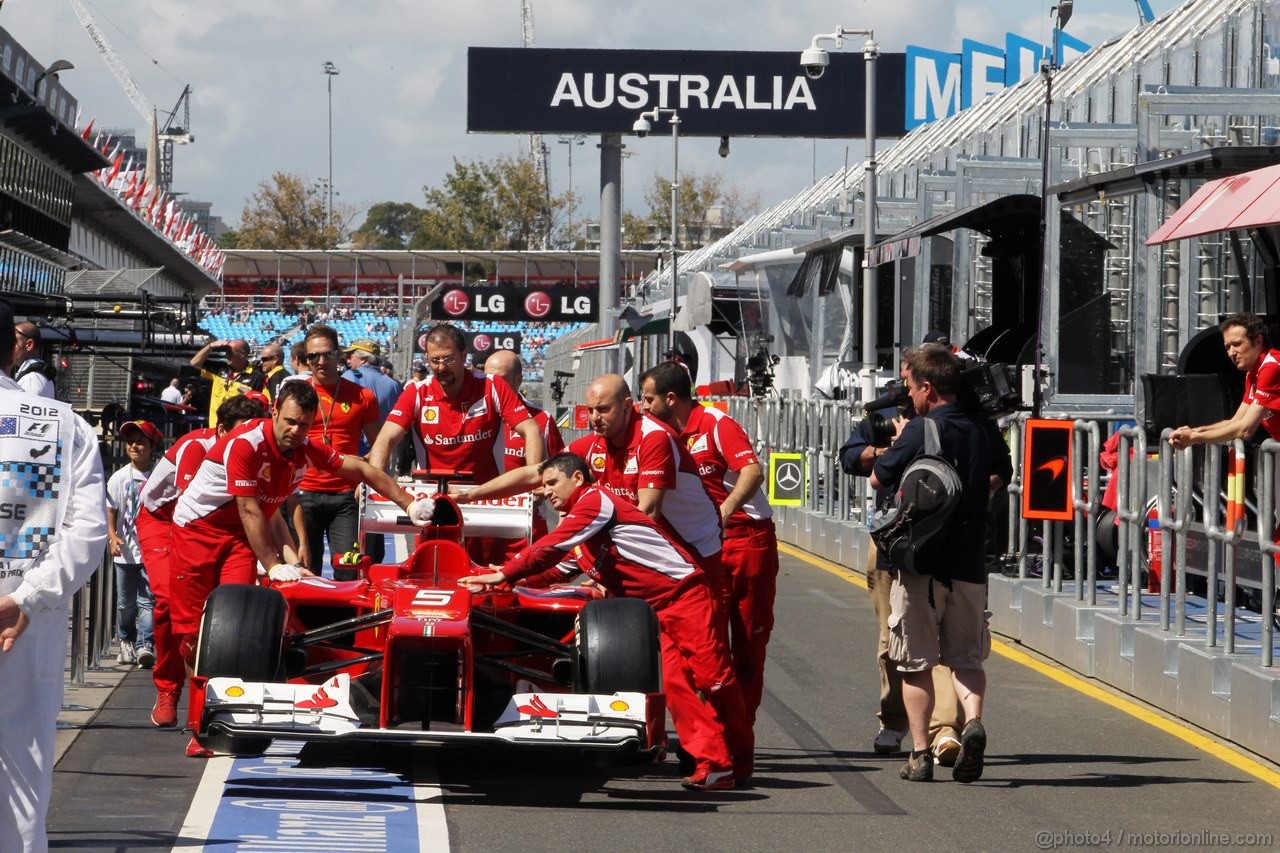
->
xmin=633 ymin=108 xmax=680 ymax=322
xmin=557 ymin=134 xmax=586 ymax=248
xmin=1034 ymin=1 xmax=1072 ymax=417
xmin=32 ymin=59 xmax=74 ymax=103
xmin=801 ymin=27 xmax=878 ymax=402
xmin=323 ymin=61 xmax=340 ymax=229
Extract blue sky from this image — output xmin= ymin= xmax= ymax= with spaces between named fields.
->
xmin=7 ymin=1 xmax=1182 ymax=232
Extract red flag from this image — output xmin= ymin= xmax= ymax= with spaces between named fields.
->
xmin=104 ymin=150 xmax=124 ymax=187
xmin=80 ymin=118 xmax=94 ymax=141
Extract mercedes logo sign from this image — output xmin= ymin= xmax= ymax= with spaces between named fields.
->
xmin=524 ymin=291 xmax=552 ymax=319
xmin=442 ymin=289 xmax=470 ymax=316
xmin=775 ymin=462 xmax=802 ymax=491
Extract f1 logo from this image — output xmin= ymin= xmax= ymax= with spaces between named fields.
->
xmin=524 ymin=291 xmax=551 ymax=319
xmin=442 ymin=289 xmax=470 ymax=317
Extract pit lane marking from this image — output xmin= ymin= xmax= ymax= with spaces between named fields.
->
xmin=173 ymin=755 xmax=235 ymax=850
xmin=777 ymin=541 xmax=1280 ymax=789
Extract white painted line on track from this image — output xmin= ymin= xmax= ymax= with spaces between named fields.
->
xmin=172 ymin=755 xmax=235 ymax=851
xmin=412 ymin=753 xmax=451 ymax=852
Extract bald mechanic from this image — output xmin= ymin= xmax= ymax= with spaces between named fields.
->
xmin=257 ymin=341 xmax=288 ymax=402
xmin=0 ymin=303 xmax=107 ymax=852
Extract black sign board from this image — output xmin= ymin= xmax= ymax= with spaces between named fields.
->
xmin=429 ymin=286 xmax=598 ymax=322
xmin=414 ymin=330 xmax=523 ymax=363
xmin=468 ymin=47 xmax=906 ymax=138
xmin=1022 ymin=419 xmax=1074 ymax=522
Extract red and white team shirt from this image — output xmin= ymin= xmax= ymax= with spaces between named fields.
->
xmin=501 ymin=400 xmax=565 ymax=473
xmin=138 ymin=426 xmax=220 ymax=522
xmin=502 ymin=485 xmax=702 ymax=611
xmin=386 ymin=370 xmax=531 ymax=483
xmin=568 ymin=412 xmax=721 ymax=558
xmin=1245 ymin=348 xmax=1280 ymax=441
xmin=681 ymin=404 xmax=772 ymax=529
xmin=173 ymin=418 xmax=344 ymax=532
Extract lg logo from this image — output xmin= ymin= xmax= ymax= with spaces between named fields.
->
xmin=473 ymin=333 xmax=492 ymax=352
xmin=525 ymin=291 xmax=552 ymax=319
xmin=441 ymin=289 xmax=469 ymax=317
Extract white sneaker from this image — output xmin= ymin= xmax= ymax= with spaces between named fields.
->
xmin=873 ymin=727 xmax=906 ymax=755
xmin=116 ymin=643 xmax=136 ymax=665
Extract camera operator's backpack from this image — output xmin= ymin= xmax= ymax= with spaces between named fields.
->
xmin=869 ymin=417 xmax=963 ymax=575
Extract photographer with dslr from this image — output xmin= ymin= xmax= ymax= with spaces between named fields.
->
xmin=868 ymin=345 xmax=998 ymax=783
xmin=840 ymin=355 xmax=966 ymax=767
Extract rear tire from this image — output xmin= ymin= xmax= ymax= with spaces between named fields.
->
xmin=195 ymin=584 xmax=287 ymax=756
xmin=573 ymin=598 xmax=661 ymax=695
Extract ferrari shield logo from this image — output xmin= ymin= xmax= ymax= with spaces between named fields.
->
xmin=624 ymin=456 xmax=638 ymax=475
xmin=688 ymin=434 xmax=709 ymax=454
xmin=340 ymin=402 xmax=351 ymax=413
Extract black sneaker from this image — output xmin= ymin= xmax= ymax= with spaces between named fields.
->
xmin=952 ymin=718 xmax=987 ymax=783
xmin=899 ymin=749 xmax=933 ymax=782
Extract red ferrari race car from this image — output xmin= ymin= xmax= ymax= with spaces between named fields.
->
xmin=188 ymin=476 xmax=666 ymax=761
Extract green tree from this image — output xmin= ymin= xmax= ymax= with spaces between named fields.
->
xmin=217 ymin=229 xmax=241 ymax=249
xmin=352 ymin=201 xmax=425 ymax=249
xmin=642 ymin=170 xmax=726 ymax=249
xmin=414 ymin=154 xmax=571 ymax=250
xmin=236 ymin=173 xmax=349 ymax=249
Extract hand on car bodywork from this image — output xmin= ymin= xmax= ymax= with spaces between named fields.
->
xmin=267 ymin=563 xmax=306 ymax=583
xmin=459 ymin=570 xmax=505 ymax=592
xmin=407 ymin=497 xmax=435 ymax=525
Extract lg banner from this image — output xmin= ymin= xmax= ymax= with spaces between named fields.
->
xmin=429 ymin=286 xmax=598 ymax=322
xmin=414 ymin=330 xmax=522 ymax=364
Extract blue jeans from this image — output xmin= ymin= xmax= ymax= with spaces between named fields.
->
xmin=115 ymin=562 xmax=154 ymax=649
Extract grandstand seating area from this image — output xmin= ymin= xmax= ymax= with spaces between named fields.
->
xmin=196 ymin=308 xmax=580 ymax=381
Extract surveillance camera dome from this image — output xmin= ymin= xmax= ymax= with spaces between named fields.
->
xmin=632 ymin=117 xmax=652 ymax=137
xmin=800 ymin=46 xmax=829 ymax=79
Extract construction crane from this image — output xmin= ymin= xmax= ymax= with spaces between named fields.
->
xmin=521 ymin=0 xmax=552 ymax=249
xmin=67 ymin=0 xmax=193 ymax=192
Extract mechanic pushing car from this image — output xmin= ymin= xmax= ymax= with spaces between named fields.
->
xmin=171 ymin=379 xmax=433 ymax=756
xmin=460 ymin=452 xmax=753 ymax=791
xmin=367 ymin=323 xmax=545 ymax=561
xmin=639 ymin=361 xmax=780 ymax=728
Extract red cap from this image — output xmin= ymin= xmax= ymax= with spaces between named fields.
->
xmin=120 ymin=420 xmax=164 ymax=447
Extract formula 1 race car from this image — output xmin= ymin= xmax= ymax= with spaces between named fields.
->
xmin=189 ymin=476 xmax=666 ymax=761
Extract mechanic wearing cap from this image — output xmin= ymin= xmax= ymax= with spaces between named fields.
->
xmin=297 ymin=324 xmax=381 ymax=577
xmin=461 ymin=452 xmax=752 ymax=791
xmin=12 ymin=321 xmax=55 ymax=398
xmin=190 ymin=337 xmax=265 ymax=427
xmin=482 ymin=349 xmax=565 ymax=559
xmin=343 ymin=338 xmax=402 ymax=420
xmin=172 ymin=380 xmax=433 ymax=755
xmin=136 ymin=395 xmax=267 ymax=729
xmin=369 ymin=324 xmax=545 ymax=561
xmin=640 ymin=361 xmax=778 ymax=726
xmin=0 ymin=301 xmax=108 ymax=852
xmin=107 ymin=420 xmax=165 ymax=669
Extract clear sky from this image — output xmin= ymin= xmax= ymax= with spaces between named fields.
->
xmin=7 ymin=1 xmax=1182 ymax=233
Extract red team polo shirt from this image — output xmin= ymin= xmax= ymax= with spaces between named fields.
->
xmin=301 ymin=378 xmax=379 ymax=493
xmin=501 ymin=401 xmax=565 ymax=473
xmin=139 ymin=426 xmax=220 ymax=522
xmin=680 ymin=404 xmax=772 ymax=529
xmin=1245 ymin=349 xmax=1280 ymax=441
xmin=173 ymin=418 xmax=344 ymax=532
xmin=568 ymin=412 xmax=721 ymax=558
xmin=386 ymin=370 xmax=531 ymax=483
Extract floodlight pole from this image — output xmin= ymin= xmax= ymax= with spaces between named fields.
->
xmin=1036 ymin=4 xmax=1070 ymax=418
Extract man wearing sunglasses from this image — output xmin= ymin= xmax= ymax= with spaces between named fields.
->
xmin=190 ymin=336 xmax=265 ymax=427
xmin=258 ymin=342 xmax=288 ymax=403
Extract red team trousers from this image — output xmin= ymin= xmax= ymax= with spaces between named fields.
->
xmin=722 ymin=519 xmax=780 ymax=725
xmin=170 ymin=519 xmax=260 ymax=636
xmin=136 ymin=508 xmax=184 ymax=696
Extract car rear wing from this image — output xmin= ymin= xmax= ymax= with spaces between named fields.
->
xmin=360 ymin=475 xmax=534 ymax=539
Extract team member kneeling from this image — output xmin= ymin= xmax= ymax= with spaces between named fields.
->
xmin=171 ymin=380 xmax=432 ymax=756
xmin=460 ymin=452 xmax=753 ymax=791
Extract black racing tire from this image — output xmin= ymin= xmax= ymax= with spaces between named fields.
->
xmin=194 ymin=584 xmax=287 ymax=757
xmin=573 ymin=598 xmax=661 ymax=695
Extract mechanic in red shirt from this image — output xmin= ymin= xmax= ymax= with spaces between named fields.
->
xmin=297 ymin=324 xmax=382 ymax=577
xmin=1171 ymin=311 xmax=1280 ymax=448
xmin=171 ymin=380 xmax=432 ymax=755
xmin=460 ymin=453 xmax=753 ymax=790
xmin=640 ymin=362 xmax=779 ymax=726
xmin=136 ymin=395 xmax=266 ymax=729
xmin=482 ymin=348 xmax=565 ymax=558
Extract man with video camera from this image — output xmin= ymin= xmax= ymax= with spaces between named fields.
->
xmin=865 ymin=345 xmax=1004 ymax=782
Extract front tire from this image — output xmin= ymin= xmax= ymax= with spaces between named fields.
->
xmin=573 ymin=598 xmax=661 ymax=695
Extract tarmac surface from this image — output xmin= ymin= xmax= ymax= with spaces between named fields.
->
xmin=47 ymin=547 xmax=1280 ymax=852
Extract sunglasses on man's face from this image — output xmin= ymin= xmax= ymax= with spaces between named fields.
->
xmin=304 ymin=351 xmax=338 ymax=364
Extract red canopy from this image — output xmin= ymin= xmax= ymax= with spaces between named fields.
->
xmin=1146 ymin=162 xmax=1280 ymax=245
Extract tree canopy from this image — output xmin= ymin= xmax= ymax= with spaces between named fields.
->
xmin=236 ymin=173 xmax=347 ymax=249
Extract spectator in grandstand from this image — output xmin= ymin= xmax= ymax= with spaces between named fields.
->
xmin=136 ymin=395 xmax=267 ymax=730
xmin=11 ymin=321 xmax=55 ymax=398
xmin=0 ymin=300 xmax=107 ymax=853
xmin=190 ymin=337 xmax=265 ymax=427
xmin=869 ymin=345 xmax=996 ymax=783
xmin=258 ymin=342 xmax=288 ymax=402
xmin=640 ymin=361 xmax=777 ymax=727
xmin=172 ymin=380 xmax=432 ymax=757
xmin=107 ymin=420 xmax=164 ymax=670
xmin=343 ymin=339 xmax=402 ymax=419
xmin=368 ymin=324 xmax=544 ymax=563
xmin=161 ymin=378 xmax=184 ymax=406
xmin=462 ymin=453 xmax=752 ymax=791
xmin=298 ymin=325 xmax=381 ymax=578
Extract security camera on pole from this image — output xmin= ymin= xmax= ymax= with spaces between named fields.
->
xmin=800 ymin=27 xmax=878 ymax=404
xmin=633 ymin=108 xmax=681 ymax=326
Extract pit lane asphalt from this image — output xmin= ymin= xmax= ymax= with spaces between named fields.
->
xmin=47 ymin=549 xmax=1280 ymax=852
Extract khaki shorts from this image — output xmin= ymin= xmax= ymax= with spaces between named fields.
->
xmin=887 ymin=572 xmax=991 ymax=673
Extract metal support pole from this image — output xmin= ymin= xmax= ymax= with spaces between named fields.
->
xmin=859 ymin=37 xmax=879 ymax=403
xmin=669 ymin=116 xmax=680 ymax=324
xmin=598 ymin=134 xmax=622 ymax=372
